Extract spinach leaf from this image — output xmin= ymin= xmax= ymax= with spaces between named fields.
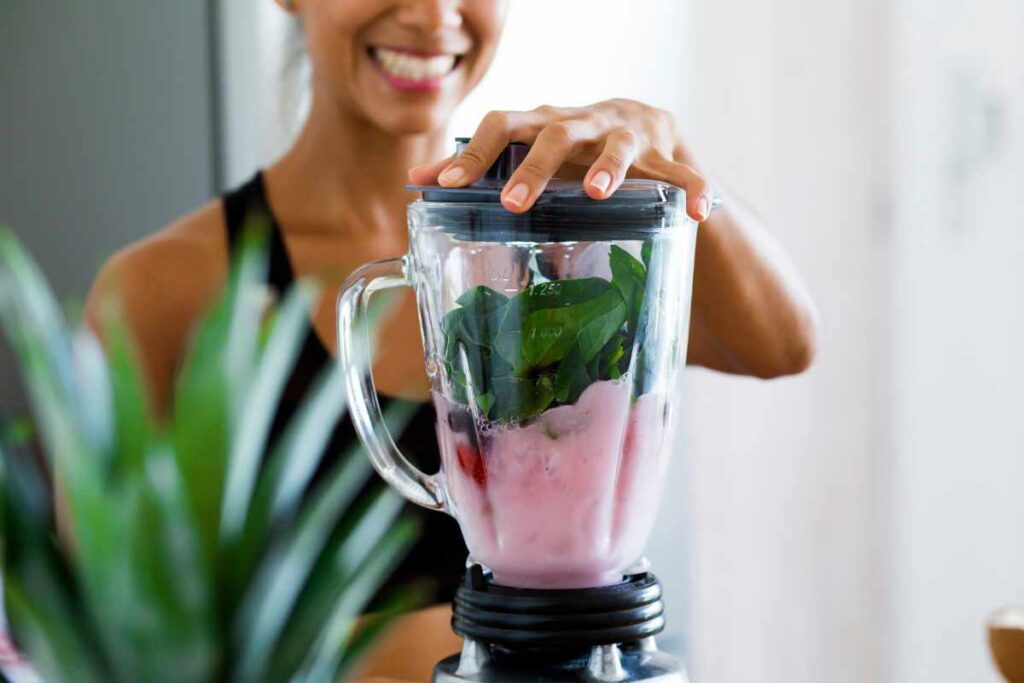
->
xmin=490 ymin=374 xmax=556 ymax=423
xmin=521 ymin=280 xmax=622 ymax=367
xmin=440 ymin=245 xmax=651 ymax=424
xmin=609 ymin=245 xmax=645 ymax=338
xmin=555 ymin=348 xmax=593 ymax=404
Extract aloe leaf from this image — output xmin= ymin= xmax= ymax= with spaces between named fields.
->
xmin=120 ymin=444 xmax=216 ymax=682
xmin=234 ymin=402 xmax=416 ymax=680
xmin=266 ymin=494 xmax=417 ymax=682
xmin=0 ymin=228 xmax=75 ymax=407
xmin=0 ymin=447 xmax=109 ymax=681
xmin=220 ymin=280 xmax=316 ymax=544
xmin=0 ymin=228 xmax=422 ymax=682
xmin=0 ymin=322 xmax=119 ymax=635
xmin=171 ymin=292 xmax=231 ymax=573
xmin=294 ymin=515 xmax=419 ymax=683
xmin=228 ymin=364 xmax=348 ymax=591
xmin=3 ymin=574 xmax=103 ymax=683
xmin=234 ymin=291 xmax=402 ymax=580
xmin=330 ymin=583 xmax=425 ymax=682
xmin=94 ymin=305 xmax=152 ymax=477
xmin=173 ymin=223 xmax=269 ymax=575
xmin=223 ymin=220 xmax=271 ymax=420
xmin=233 ymin=454 xmax=372 ymax=681
xmin=0 ymin=232 xmax=211 ymax=675
xmin=69 ymin=330 xmax=114 ymax=463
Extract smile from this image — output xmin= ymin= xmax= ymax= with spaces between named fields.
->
xmin=368 ymin=46 xmax=461 ymax=91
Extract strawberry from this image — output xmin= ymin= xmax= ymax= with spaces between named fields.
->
xmin=456 ymin=442 xmax=487 ymax=487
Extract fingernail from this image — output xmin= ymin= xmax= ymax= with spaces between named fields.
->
xmin=504 ymin=182 xmax=530 ymax=208
xmin=438 ymin=166 xmax=467 ymax=187
xmin=697 ymin=195 xmax=710 ymax=221
xmin=590 ymin=170 xmax=612 ymax=195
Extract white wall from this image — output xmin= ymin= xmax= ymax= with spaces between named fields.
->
xmin=218 ymin=0 xmax=298 ymax=188
xmin=686 ymin=0 xmax=890 ymax=681
xmin=891 ymin=0 xmax=1024 ymax=681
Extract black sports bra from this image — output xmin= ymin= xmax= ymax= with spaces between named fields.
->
xmin=222 ymin=172 xmax=467 ymax=603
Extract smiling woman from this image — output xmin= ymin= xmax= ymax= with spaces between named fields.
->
xmin=84 ymin=0 xmax=817 ymax=679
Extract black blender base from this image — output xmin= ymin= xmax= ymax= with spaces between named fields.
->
xmin=432 ymin=566 xmax=688 ymax=682
xmin=432 ymin=640 xmax=688 ymax=682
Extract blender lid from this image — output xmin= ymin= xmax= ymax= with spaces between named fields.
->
xmin=407 ymin=138 xmax=683 ymax=207
xmin=407 ymin=138 xmax=687 ymax=242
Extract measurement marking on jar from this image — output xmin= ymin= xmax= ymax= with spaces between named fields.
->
xmin=530 ymin=327 xmax=564 ymax=339
xmin=533 ymin=282 xmax=562 ymax=296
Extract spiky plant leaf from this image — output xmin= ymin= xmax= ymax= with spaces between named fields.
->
xmin=267 ymin=490 xmax=416 ymax=682
xmin=220 ymin=279 xmax=316 ymax=545
xmin=233 ymin=400 xmax=416 ymax=680
xmin=96 ymin=305 xmax=152 ymax=478
xmin=232 ymin=296 xmax=403 ymax=591
xmin=3 ymin=575 xmax=102 ymax=683
xmin=296 ymin=515 xmax=419 ymax=683
xmin=172 ymin=224 xmax=267 ymax=576
xmin=0 ymin=227 xmax=423 ymax=683
xmin=0 ymin=444 xmax=109 ymax=682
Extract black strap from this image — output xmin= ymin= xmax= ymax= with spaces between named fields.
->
xmin=222 ymin=171 xmax=294 ymax=294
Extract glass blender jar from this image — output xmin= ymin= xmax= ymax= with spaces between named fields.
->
xmin=337 ymin=140 xmax=698 ymax=591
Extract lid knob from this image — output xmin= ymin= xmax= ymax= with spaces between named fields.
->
xmin=454 ymin=137 xmax=528 ymax=184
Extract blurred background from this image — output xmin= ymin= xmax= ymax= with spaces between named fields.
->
xmin=2 ymin=1 xmax=1022 ymax=681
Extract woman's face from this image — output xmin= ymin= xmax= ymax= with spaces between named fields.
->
xmin=295 ymin=0 xmax=507 ymax=134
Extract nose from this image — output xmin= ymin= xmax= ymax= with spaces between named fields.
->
xmin=394 ymin=0 xmax=463 ymax=32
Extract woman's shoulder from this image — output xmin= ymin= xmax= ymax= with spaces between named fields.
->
xmin=85 ymin=198 xmax=231 ymax=409
xmin=88 ymin=199 xmax=229 ymax=316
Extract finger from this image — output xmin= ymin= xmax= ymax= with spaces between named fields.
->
xmin=583 ymin=128 xmax=641 ymax=200
xmin=408 ymin=154 xmax=456 ymax=185
xmin=438 ymin=111 xmax=530 ymax=187
xmin=644 ymin=155 xmax=712 ymax=221
xmin=501 ymin=119 xmax=599 ymax=213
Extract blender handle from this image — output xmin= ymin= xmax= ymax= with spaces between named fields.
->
xmin=336 ymin=256 xmax=447 ymax=511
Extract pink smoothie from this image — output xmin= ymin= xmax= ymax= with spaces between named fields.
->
xmin=433 ymin=379 xmax=674 ymax=589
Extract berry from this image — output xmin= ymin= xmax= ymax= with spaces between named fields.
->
xmin=456 ymin=442 xmax=487 ymax=487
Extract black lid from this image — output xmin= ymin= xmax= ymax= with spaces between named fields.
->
xmin=406 ymin=138 xmax=687 ymax=242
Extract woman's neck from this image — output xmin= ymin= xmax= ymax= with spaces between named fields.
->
xmin=265 ymin=90 xmax=448 ymax=238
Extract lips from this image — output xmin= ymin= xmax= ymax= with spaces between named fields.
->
xmin=368 ymin=46 xmax=461 ymax=90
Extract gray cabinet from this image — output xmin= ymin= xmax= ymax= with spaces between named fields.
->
xmin=0 ymin=0 xmax=219 ymax=414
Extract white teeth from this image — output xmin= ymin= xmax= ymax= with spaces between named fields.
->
xmin=373 ymin=47 xmax=457 ymax=81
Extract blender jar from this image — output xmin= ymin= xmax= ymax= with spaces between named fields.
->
xmin=337 ymin=142 xmax=699 ymax=589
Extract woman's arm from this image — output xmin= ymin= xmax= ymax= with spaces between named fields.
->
xmin=685 ymin=179 xmax=818 ymax=377
xmin=409 ymin=100 xmax=818 ymax=379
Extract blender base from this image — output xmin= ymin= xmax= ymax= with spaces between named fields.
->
xmin=433 ymin=639 xmax=688 ymax=682
xmin=432 ymin=566 xmax=688 ymax=682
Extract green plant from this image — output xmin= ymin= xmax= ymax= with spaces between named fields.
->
xmin=442 ymin=243 xmax=651 ymax=423
xmin=0 ymin=226 xmax=420 ymax=682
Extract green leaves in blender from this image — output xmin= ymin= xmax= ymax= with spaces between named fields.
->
xmin=442 ymin=243 xmax=651 ymax=424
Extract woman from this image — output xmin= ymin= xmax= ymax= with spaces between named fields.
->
xmin=87 ymin=0 xmax=817 ymax=679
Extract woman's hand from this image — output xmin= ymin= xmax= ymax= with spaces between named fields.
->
xmin=410 ymin=99 xmax=818 ymax=379
xmin=408 ymin=98 xmax=712 ymax=222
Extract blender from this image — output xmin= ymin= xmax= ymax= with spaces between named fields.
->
xmin=337 ymin=139 xmax=702 ymax=682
